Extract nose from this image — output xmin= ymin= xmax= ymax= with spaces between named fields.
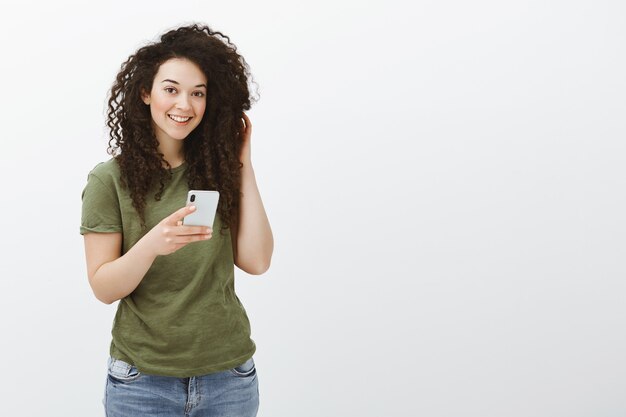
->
xmin=175 ymin=95 xmax=192 ymax=111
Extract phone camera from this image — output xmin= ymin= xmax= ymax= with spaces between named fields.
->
xmin=190 ymin=194 xmax=196 ymax=202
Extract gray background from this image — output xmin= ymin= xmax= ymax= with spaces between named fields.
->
xmin=0 ymin=0 xmax=624 ymax=416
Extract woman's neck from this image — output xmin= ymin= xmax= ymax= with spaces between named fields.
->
xmin=157 ymin=143 xmax=185 ymax=169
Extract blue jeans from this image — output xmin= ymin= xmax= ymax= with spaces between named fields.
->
xmin=103 ymin=356 xmax=259 ymax=417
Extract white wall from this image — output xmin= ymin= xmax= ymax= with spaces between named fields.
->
xmin=0 ymin=0 xmax=624 ymax=416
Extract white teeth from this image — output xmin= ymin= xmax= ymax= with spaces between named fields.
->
xmin=169 ymin=114 xmax=191 ymax=122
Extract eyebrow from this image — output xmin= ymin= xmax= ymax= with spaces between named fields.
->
xmin=161 ymin=79 xmax=207 ymax=89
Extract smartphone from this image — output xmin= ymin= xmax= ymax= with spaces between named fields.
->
xmin=182 ymin=190 xmax=220 ymax=228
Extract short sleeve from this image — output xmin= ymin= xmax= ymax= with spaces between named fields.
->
xmin=80 ymin=172 xmax=123 ymax=235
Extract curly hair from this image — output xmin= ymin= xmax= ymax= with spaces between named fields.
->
xmin=105 ymin=23 xmax=258 ymax=235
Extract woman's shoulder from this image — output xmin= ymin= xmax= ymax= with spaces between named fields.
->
xmin=88 ymin=157 xmax=121 ymax=180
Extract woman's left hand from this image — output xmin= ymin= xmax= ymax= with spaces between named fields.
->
xmin=239 ymin=112 xmax=252 ymax=164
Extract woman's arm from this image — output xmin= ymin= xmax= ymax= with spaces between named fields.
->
xmin=84 ymin=232 xmax=157 ymax=304
xmin=85 ymin=205 xmax=211 ymax=304
xmin=231 ymin=113 xmax=274 ymax=275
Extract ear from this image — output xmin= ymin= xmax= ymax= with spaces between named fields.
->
xmin=141 ymin=89 xmax=151 ymax=105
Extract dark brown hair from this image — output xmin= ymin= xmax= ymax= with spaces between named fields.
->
xmin=105 ymin=23 xmax=258 ymax=235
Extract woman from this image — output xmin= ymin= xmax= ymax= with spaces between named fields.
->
xmin=80 ymin=23 xmax=273 ymax=417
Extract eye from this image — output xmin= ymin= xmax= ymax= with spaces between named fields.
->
xmin=165 ymin=87 xmax=177 ymax=94
xmin=193 ymin=91 xmax=205 ymax=97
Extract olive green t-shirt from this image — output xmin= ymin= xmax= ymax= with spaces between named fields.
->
xmin=79 ymin=157 xmax=256 ymax=377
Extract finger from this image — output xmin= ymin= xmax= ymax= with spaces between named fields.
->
xmin=174 ymin=234 xmax=212 ymax=249
xmin=167 ymin=205 xmax=196 ymax=225
xmin=176 ymin=225 xmax=212 ymax=236
xmin=241 ymin=112 xmax=251 ymax=128
xmin=188 ymin=233 xmax=212 ymax=242
xmin=173 ymin=242 xmax=187 ymax=252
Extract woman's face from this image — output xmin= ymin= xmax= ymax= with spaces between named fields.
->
xmin=141 ymin=58 xmax=208 ymax=143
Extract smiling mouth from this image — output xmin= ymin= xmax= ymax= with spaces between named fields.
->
xmin=168 ymin=114 xmax=192 ymax=123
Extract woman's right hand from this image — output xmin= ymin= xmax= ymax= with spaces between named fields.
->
xmin=141 ymin=205 xmax=213 ymax=256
